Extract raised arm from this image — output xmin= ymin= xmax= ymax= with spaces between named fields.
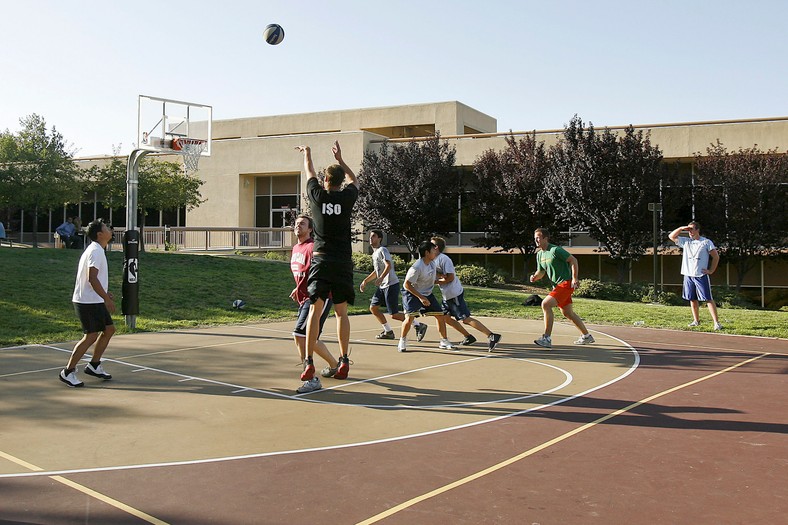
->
xmin=668 ymin=224 xmax=691 ymax=243
xmin=296 ymin=145 xmax=317 ymax=180
xmin=332 ymin=141 xmax=359 ymax=188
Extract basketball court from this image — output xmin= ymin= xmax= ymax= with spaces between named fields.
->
xmin=1 ymin=315 xmax=785 ymax=524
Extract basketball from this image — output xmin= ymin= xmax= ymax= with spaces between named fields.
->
xmin=263 ymin=24 xmax=285 ymax=45
xmin=232 ymin=299 xmax=246 ymax=309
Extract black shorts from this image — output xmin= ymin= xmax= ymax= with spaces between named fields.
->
xmin=74 ymin=302 xmax=114 ymax=334
xmin=307 ymin=256 xmax=355 ymax=305
xmin=292 ymin=299 xmax=333 ymax=337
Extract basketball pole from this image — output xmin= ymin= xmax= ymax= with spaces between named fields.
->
xmin=123 ymin=149 xmax=149 ymax=329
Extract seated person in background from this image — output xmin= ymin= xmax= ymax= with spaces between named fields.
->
xmin=56 ymin=217 xmax=76 ymax=248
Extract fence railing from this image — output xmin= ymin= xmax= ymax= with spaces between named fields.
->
xmin=119 ymin=227 xmax=293 ymax=252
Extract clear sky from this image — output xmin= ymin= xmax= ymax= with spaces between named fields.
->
xmin=1 ymin=0 xmax=785 ymax=157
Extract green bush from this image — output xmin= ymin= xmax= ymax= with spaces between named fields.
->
xmin=455 ymin=264 xmax=505 ymax=288
xmin=763 ymin=288 xmax=788 ymax=310
xmin=574 ymin=279 xmax=631 ymax=301
xmin=714 ymin=286 xmax=759 ymax=309
xmin=352 ymin=252 xmax=373 ymax=273
xmin=262 ymin=251 xmax=288 ymax=262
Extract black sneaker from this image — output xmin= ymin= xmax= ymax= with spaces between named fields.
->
xmin=415 ymin=323 xmax=428 ymax=342
xmin=84 ymin=363 xmax=112 ymax=380
xmin=460 ymin=335 xmax=477 ymax=346
xmin=59 ymin=369 xmax=84 ymax=387
xmin=376 ymin=330 xmax=395 ymax=340
xmin=488 ymin=333 xmax=502 ymax=352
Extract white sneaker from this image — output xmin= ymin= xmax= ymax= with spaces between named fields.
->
xmin=534 ymin=335 xmax=552 ymax=348
xmin=439 ymin=339 xmax=457 ymax=350
xmin=296 ymin=377 xmax=322 ymax=394
xmin=688 ymin=321 xmax=700 ymax=327
xmin=84 ymin=362 xmax=112 ymax=380
xmin=59 ymin=369 xmax=84 ymax=388
xmin=397 ymin=339 xmax=408 ymax=352
xmin=714 ymin=322 xmax=723 ymax=331
xmin=574 ymin=333 xmax=595 ymax=345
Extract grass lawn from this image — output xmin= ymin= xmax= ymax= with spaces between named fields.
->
xmin=1 ymin=247 xmax=785 ymax=347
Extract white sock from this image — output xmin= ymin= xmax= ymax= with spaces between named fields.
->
xmin=413 ymin=320 xmax=422 ymax=327
xmin=383 ymin=323 xmax=392 ymax=332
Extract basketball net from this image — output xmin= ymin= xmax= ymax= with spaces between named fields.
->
xmin=172 ymin=138 xmax=207 ymax=173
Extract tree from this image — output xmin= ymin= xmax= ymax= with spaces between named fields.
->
xmin=693 ymin=141 xmax=788 ymax=291
xmin=0 ymin=115 xmax=81 ymax=247
xmin=468 ymin=133 xmax=560 ymax=267
xmin=546 ymin=116 xmax=664 ymax=282
xmin=356 ymin=135 xmax=460 ymax=257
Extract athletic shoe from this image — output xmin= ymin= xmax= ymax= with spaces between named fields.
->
xmin=300 ymin=358 xmax=315 ymax=381
xmin=84 ymin=362 xmax=112 ymax=380
xmin=59 ymin=369 xmax=84 ymax=388
xmin=439 ymin=339 xmax=457 ymax=350
xmin=376 ymin=330 xmax=395 ymax=340
xmin=687 ymin=321 xmax=700 ymax=327
xmin=415 ymin=323 xmax=428 ymax=342
xmin=320 ymin=366 xmax=338 ymax=378
xmin=534 ymin=335 xmax=552 ymax=348
xmin=714 ymin=322 xmax=724 ymax=331
xmin=574 ymin=333 xmax=595 ymax=345
xmin=334 ymin=356 xmax=351 ymax=380
xmin=397 ymin=339 xmax=407 ymax=352
xmin=488 ymin=333 xmax=502 ymax=352
xmin=460 ymin=335 xmax=477 ymax=346
xmin=296 ymin=377 xmax=322 ymax=394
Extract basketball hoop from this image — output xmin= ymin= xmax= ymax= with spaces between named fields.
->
xmin=172 ymin=138 xmax=207 ymax=173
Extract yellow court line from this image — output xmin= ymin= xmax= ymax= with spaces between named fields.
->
xmin=356 ymin=352 xmax=771 ymax=525
xmin=0 ymin=451 xmax=168 ymax=525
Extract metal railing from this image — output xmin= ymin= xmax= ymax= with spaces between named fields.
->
xmin=125 ymin=227 xmax=292 ymax=252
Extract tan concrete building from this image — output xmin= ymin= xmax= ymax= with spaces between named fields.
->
xmin=9 ymin=101 xmax=786 ymax=293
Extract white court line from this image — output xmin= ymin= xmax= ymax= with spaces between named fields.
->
xmin=0 ymin=330 xmax=639 ymax=480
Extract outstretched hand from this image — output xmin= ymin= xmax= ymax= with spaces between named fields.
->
xmin=332 ymin=141 xmax=342 ymax=161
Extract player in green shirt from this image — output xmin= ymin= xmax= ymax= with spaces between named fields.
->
xmin=529 ymin=228 xmax=594 ymax=348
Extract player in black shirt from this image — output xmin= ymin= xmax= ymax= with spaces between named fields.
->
xmin=295 ymin=142 xmax=359 ymax=385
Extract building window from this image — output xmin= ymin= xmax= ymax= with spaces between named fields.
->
xmin=255 ymin=175 xmax=299 ymax=228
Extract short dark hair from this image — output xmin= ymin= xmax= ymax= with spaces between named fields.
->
xmin=430 ymin=236 xmax=446 ymax=253
xmin=296 ymin=214 xmax=314 ymax=233
xmin=86 ymin=218 xmax=107 ymax=241
xmin=418 ymin=240 xmax=436 ymax=258
xmin=689 ymin=221 xmax=701 ymax=231
xmin=534 ymin=227 xmax=550 ymax=239
xmin=370 ymin=229 xmax=383 ymax=239
xmin=325 ymin=164 xmax=346 ymax=187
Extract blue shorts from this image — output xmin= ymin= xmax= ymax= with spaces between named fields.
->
xmin=370 ymin=283 xmax=401 ymax=314
xmin=442 ymin=292 xmax=472 ymax=321
xmin=293 ymin=299 xmax=333 ymax=337
xmin=683 ymin=275 xmax=714 ymax=302
xmin=74 ymin=302 xmax=114 ymax=334
xmin=402 ymin=291 xmax=443 ymax=317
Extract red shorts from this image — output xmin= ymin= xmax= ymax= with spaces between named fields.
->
xmin=549 ymin=280 xmax=574 ymax=308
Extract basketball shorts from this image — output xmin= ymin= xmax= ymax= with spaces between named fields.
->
xmin=442 ymin=292 xmax=472 ymax=321
xmin=549 ymin=280 xmax=575 ymax=308
xmin=683 ymin=275 xmax=714 ymax=302
xmin=293 ymin=299 xmax=333 ymax=338
xmin=308 ymin=256 xmax=355 ymax=305
xmin=74 ymin=302 xmax=114 ymax=334
xmin=370 ymin=283 xmax=401 ymax=314
xmin=402 ymin=291 xmax=443 ymax=317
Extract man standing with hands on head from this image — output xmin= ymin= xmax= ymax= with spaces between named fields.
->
xmin=530 ymin=227 xmax=594 ymax=349
xmin=295 ymin=141 xmax=359 ymax=387
xmin=668 ymin=221 xmax=723 ymax=330
xmin=59 ymin=219 xmax=116 ymax=387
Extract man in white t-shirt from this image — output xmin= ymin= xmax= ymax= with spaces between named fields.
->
xmin=668 ymin=221 xmax=723 ymax=330
xmin=431 ymin=236 xmax=502 ymax=352
xmin=59 ymin=219 xmax=116 ymax=387
xmin=359 ymin=229 xmax=426 ymax=342
xmin=398 ymin=240 xmax=454 ymax=352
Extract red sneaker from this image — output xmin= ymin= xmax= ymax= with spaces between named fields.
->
xmin=300 ymin=358 xmax=315 ymax=381
xmin=334 ymin=356 xmax=350 ymax=380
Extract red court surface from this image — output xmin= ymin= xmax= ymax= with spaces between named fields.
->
xmin=1 ymin=316 xmax=785 ymax=524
